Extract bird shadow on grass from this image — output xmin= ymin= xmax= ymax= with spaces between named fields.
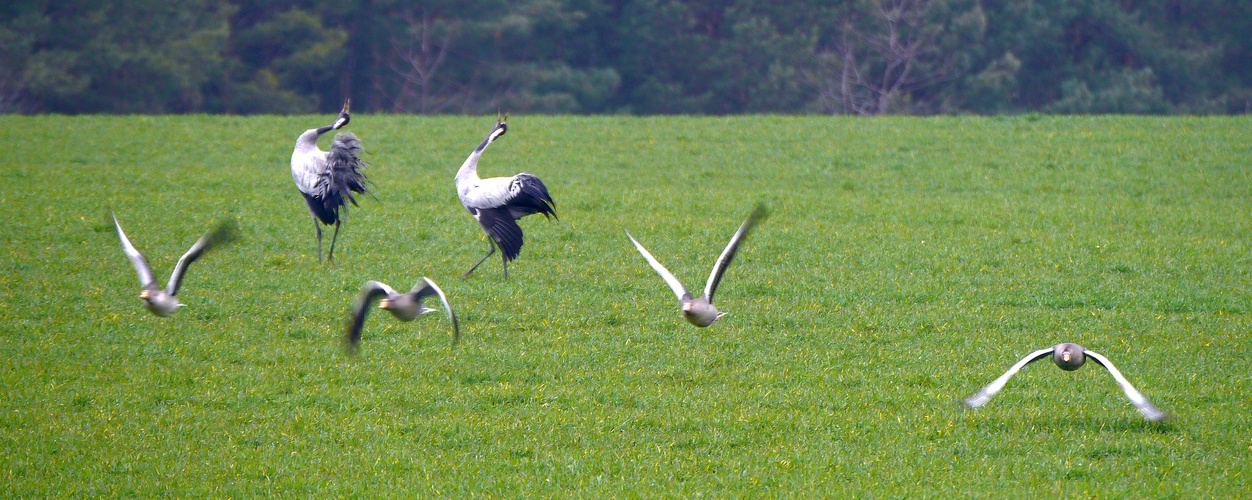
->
xmin=961 ymin=409 xmax=1178 ymax=434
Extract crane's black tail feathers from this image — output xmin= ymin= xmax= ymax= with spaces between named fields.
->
xmin=477 ymin=208 xmax=525 ymax=262
xmin=310 ymin=132 xmax=370 ymax=225
xmin=506 ymin=173 xmax=557 ymax=221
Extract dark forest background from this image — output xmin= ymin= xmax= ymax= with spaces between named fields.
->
xmin=2 ymin=0 xmax=1249 ymax=115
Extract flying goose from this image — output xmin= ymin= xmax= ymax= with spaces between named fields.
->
xmin=626 ymin=203 xmax=768 ymax=327
xmin=112 ymin=213 xmax=238 ymax=317
xmin=963 ymin=343 xmax=1167 ymax=422
xmin=344 ymin=278 xmax=459 ymax=352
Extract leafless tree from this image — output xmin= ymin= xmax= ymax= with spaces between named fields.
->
xmin=387 ymin=9 xmax=461 ymax=114
xmin=813 ymin=0 xmax=974 ymax=115
xmin=0 ymin=63 xmax=25 ymax=114
xmin=384 ymin=8 xmax=516 ymax=115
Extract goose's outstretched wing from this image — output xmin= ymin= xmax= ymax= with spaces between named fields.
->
xmin=112 ymin=213 xmax=156 ymax=288
xmin=344 ymin=281 xmax=397 ymax=352
xmin=167 ymin=218 xmax=238 ymax=296
xmin=963 ymin=347 xmax=1054 ymax=408
xmin=704 ymin=203 xmax=768 ymax=301
xmin=627 ymin=231 xmax=687 ymax=302
xmin=412 ymin=277 xmax=460 ymax=345
xmin=1084 ymin=350 xmax=1168 ymax=422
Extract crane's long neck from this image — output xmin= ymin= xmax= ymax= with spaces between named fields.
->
xmin=455 ymin=135 xmax=495 ymax=185
xmin=294 ymin=128 xmax=329 ymax=154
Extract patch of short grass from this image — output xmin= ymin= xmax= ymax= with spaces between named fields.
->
xmin=0 ymin=114 xmax=1249 ymax=496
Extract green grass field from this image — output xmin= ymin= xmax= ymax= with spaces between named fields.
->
xmin=2 ymin=114 xmax=1250 ymax=496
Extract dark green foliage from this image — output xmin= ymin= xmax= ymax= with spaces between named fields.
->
xmin=1 ymin=0 xmax=1250 ymax=114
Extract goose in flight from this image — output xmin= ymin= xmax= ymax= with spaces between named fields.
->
xmin=344 ymin=278 xmax=459 ymax=352
xmin=291 ymin=98 xmax=370 ymax=262
xmin=112 ymin=213 xmax=238 ymax=317
xmin=626 ymin=203 xmax=768 ymax=327
xmin=454 ymin=114 xmax=556 ymax=279
xmin=963 ymin=343 xmax=1167 ymax=422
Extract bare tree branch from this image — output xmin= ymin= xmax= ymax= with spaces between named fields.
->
xmin=812 ymin=0 xmax=974 ymax=115
xmin=387 ymin=9 xmax=460 ymax=114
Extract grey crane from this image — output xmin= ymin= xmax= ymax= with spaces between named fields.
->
xmin=626 ymin=204 xmax=768 ymax=327
xmin=290 ymin=98 xmax=370 ymax=262
xmin=454 ymin=115 xmax=556 ymax=279
xmin=963 ymin=343 xmax=1167 ymax=422
xmin=112 ymin=213 xmax=237 ymax=317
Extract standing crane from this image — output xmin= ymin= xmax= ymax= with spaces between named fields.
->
xmin=454 ymin=115 xmax=556 ymax=279
xmin=291 ymin=98 xmax=370 ymax=262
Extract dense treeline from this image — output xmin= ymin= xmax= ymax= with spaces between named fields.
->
xmin=2 ymin=0 xmax=1249 ymax=115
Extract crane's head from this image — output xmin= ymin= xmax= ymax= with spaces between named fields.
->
xmin=490 ymin=111 xmax=508 ymax=141
xmin=333 ymin=98 xmax=351 ymax=129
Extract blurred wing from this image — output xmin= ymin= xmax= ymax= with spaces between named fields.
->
xmin=344 ymin=281 xmax=396 ymax=352
xmin=1084 ymin=350 xmax=1168 ymax=422
xmin=963 ymin=347 xmax=1053 ymax=408
xmin=704 ymin=203 xmax=768 ymax=301
xmin=167 ymin=218 xmax=238 ymax=295
xmin=626 ymin=231 xmax=687 ymax=302
xmin=413 ymin=277 xmax=460 ymax=345
xmin=112 ymin=213 xmax=156 ymax=288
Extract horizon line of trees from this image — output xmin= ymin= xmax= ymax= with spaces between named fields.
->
xmin=2 ymin=0 xmax=1250 ymax=116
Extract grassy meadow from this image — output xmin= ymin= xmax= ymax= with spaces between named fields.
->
xmin=1 ymin=114 xmax=1250 ymax=496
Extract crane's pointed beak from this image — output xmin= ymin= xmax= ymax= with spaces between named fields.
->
xmin=139 ymin=290 xmax=150 ymax=300
xmin=378 ymin=299 xmax=390 ymax=310
xmin=333 ymin=98 xmax=351 ymax=129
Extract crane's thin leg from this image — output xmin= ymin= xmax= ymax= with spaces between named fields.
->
xmin=463 ymin=244 xmax=497 ymax=279
xmin=501 ymin=253 xmax=508 ymax=281
xmin=312 ymin=218 xmax=324 ymax=262
xmin=327 ymin=220 xmax=342 ymax=263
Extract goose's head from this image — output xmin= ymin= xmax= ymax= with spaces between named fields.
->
xmin=139 ymin=288 xmax=183 ymax=317
xmin=1053 ymin=343 xmax=1086 ymax=371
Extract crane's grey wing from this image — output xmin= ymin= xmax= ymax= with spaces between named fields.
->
xmin=344 ymin=281 xmax=397 ymax=352
xmin=412 ymin=277 xmax=460 ymax=345
xmin=1084 ymin=350 xmax=1168 ymax=422
xmin=963 ymin=347 xmax=1054 ymax=408
xmin=704 ymin=203 xmax=768 ymax=301
xmin=626 ymin=231 xmax=687 ymax=302
xmin=167 ymin=218 xmax=238 ymax=295
xmin=112 ymin=213 xmax=156 ymax=288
